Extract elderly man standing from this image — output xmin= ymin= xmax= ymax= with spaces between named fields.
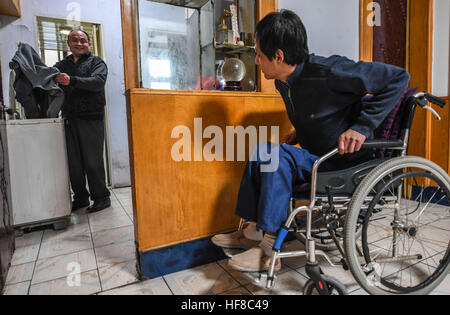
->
xmin=54 ymin=30 xmax=111 ymax=213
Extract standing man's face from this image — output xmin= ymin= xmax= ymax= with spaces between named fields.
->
xmin=67 ymin=31 xmax=91 ymax=57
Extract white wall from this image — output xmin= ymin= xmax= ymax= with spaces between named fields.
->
xmin=432 ymin=0 xmax=450 ymax=97
xmin=0 ymin=0 xmax=131 ymax=187
xmin=278 ymin=0 xmax=360 ymax=61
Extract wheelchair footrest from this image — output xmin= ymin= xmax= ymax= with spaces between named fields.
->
xmin=241 ymin=271 xmax=277 ymax=290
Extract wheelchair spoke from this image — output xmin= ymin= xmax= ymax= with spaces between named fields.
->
xmin=415 ymin=191 xmax=441 ymax=222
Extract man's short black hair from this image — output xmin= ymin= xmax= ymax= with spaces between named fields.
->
xmin=256 ymin=10 xmax=309 ymax=65
xmin=68 ymin=29 xmax=90 ymax=43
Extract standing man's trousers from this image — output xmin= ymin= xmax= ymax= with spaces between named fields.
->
xmin=234 ymin=143 xmax=319 ymax=233
xmin=64 ymin=118 xmax=110 ymax=203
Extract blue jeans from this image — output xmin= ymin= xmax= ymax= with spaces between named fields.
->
xmin=234 ymin=143 xmax=320 ymax=233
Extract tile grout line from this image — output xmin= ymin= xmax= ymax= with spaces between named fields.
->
xmin=2 ymin=279 xmax=31 ymax=294
xmin=112 ymin=187 xmax=133 ymax=222
xmin=161 ymin=276 xmax=175 ymax=295
xmin=27 ymin=230 xmax=45 ymax=295
xmin=87 ymin=206 xmax=104 ymax=294
xmin=96 ymin=257 xmax=141 ymax=292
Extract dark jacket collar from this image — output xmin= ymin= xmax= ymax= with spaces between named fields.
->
xmin=275 ymin=56 xmax=310 ymax=89
xmin=67 ymin=51 xmax=92 ymax=63
xmin=286 ymin=60 xmax=306 ymax=87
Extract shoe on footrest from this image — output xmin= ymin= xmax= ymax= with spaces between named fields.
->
xmin=228 ymin=247 xmax=282 ymax=273
xmin=211 ymin=230 xmax=260 ymax=250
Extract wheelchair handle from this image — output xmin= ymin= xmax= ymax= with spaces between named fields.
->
xmin=424 ymin=93 xmax=446 ymax=108
xmin=413 ymin=92 xmax=447 ymax=121
xmin=414 ymin=92 xmax=447 ymax=108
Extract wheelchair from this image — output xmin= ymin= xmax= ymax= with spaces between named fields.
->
xmin=239 ymin=91 xmax=449 ymax=295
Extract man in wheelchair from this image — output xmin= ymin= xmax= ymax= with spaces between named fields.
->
xmin=212 ymin=10 xmax=410 ymax=273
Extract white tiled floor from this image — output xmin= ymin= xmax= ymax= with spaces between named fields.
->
xmin=2 ymin=187 xmax=450 ymax=295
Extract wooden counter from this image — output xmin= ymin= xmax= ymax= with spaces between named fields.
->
xmin=127 ymin=89 xmax=289 ymax=253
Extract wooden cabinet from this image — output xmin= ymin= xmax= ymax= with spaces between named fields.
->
xmin=121 ymin=0 xmax=282 ymax=253
xmin=127 ymin=89 xmax=289 ymax=252
xmin=0 ymin=0 xmax=21 ymax=17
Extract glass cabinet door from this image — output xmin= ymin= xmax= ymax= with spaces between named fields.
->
xmin=137 ymin=0 xmax=256 ymax=92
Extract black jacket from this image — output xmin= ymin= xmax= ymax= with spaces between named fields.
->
xmin=9 ymin=43 xmax=64 ymax=119
xmin=275 ymin=54 xmax=410 ymax=168
xmin=54 ymin=52 xmax=108 ymax=120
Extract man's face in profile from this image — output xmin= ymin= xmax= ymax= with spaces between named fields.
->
xmin=255 ymin=41 xmax=278 ymax=80
xmin=67 ymin=30 xmax=91 ymax=57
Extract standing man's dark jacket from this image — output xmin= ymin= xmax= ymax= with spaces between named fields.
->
xmin=54 ymin=52 xmax=107 ymax=120
xmin=275 ymin=54 xmax=410 ymax=167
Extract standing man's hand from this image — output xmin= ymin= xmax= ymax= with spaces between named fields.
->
xmin=55 ymin=73 xmax=71 ymax=86
xmin=338 ymin=129 xmax=366 ymax=155
xmin=282 ymin=129 xmax=297 ymax=145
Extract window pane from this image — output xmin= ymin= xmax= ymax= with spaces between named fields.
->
xmin=138 ymin=0 xmax=200 ymax=90
xmin=200 ymin=0 xmax=215 ymax=90
xmin=44 ymin=49 xmax=60 ymax=67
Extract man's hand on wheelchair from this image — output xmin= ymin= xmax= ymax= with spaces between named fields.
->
xmin=338 ymin=129 xmax=366 ymax=155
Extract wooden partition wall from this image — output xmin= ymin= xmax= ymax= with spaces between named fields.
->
xmin=121 ymin=0 xmax=281 ymax=253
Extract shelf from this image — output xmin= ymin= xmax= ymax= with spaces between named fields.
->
xmin=215 ymin=43 xmax=255 ymax=55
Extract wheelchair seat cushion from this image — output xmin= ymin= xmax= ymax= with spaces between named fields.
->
xmin=293 ymin=158 xmax=388 ymax=199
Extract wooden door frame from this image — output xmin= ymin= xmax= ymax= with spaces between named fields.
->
xmin=359 ymin=0 xmax=434 ymax=89
xmin=359 ymin=0 xmax=374 ymax=62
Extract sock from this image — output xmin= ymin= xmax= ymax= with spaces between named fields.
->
xmin=243 ymin=222 xmax=263 ymax=241
xmin=259 ymin=233 xmax=277 ymax=256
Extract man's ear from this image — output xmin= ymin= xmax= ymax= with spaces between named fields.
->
xmin=275 ymin=49 xmax=285 ymax=63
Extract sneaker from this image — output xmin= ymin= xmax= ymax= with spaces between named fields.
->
xmin=211 ymin=230 xmax=260 ymax=250
xmin=228 ymin=247 xmax=282 ymax=272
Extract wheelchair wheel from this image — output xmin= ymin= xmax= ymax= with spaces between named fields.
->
xmin=344 ymin=156 xmax=450 ymax=295
xmin=303 ymin=276 xmax=348 ymax=295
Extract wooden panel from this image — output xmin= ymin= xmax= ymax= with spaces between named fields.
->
xmin=430 ymin=96 xmax=450 ymax=173
xmin=407 ymin=0 xmax=434 ymax=160
xmin=120 ymin=0 xmax=139 ymax=90
xmin=359 ymin=0 xmax=373 ymax=62
xmin=128 ymin=90 xmax=288 ymax=252
xmin=256 ymin=0 xmax=278 ymax=93
xmin=0 ymin=0 xmax=21 ymax=17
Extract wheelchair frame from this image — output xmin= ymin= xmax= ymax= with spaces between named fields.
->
xmin=261 ymin=92 xmax=448 ymax=294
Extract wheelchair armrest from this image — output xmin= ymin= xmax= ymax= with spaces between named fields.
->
xmin=361 ymin=139 xmax=405 ymax=150
xmin=308 ymin=139 xmax=405 ymax=207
